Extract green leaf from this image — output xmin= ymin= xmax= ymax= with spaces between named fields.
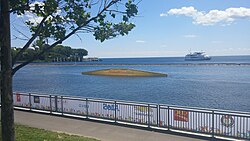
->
xmin=123 ymin=15 xmax=128 ymax=22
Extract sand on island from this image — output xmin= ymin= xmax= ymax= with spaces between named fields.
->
xmin=82 ymin=68 xmax=167 ymax=77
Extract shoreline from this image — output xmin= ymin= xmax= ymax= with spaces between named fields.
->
xmin=23 ymin=63 xmax=250 ymax=66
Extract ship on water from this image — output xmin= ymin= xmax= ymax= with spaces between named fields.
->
xmin=185 ymin=51 xmax=211 ymax=61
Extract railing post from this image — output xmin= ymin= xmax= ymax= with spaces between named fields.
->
xmin=55 ymin=96 xmax=58 ymax=112
xmin=167 ymin=106 xmax=170 ymax=130
xmin=148 ymin=104 xmax=150 ymax=128
xmin=61 ymin=96 xmax=64 ymax=115
xmin=158 ymin=105 xmax=160 ymax=127
xmin=115 ymin=101 xmax=117 ymax=123
xmin=29 ymin=93 xmax=32 ymax=111
xmin=86 ymin=98 xmax=89 ymax=119
xmin=212 ymin=110 xmax=215 ymax=140
xmin=49 ymin=95 xmax=52 ymax=114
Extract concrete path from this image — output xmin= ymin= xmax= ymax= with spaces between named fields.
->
xmin=9 ymin=110 xmax=210 ymax=141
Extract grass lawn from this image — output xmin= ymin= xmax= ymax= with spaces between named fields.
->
xmin=0 ymin=124 xmax=100 ymax=141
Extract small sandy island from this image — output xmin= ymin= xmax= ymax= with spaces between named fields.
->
xmin=82 ymin=68 xmax=167 ymax=77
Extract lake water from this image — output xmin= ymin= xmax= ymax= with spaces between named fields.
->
xmin=13 ymin=56 xmax=250 ymax=112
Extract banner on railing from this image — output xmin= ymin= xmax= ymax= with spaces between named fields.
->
xmin=13 ymin=93 xmax=30 ymax=108
xmin=53 ymin=97 xmax=87 ymax=115
xmin=164 ymin=109 xmax=250 ymax=138
xmin=115 ymin=104 xmax=158 ymax=125
xmin=31 ymin=95 xmax=51 ymax=110
xmin=12 ymin=93 xmax=250 ymax=139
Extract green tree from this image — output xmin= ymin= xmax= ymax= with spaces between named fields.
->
xmin=72 ymin=48 xmax=88 ymax=57
xmin=52 ymin=45 xmax=73 ymax=57
xmin=0 ymin=0 xmax=139 ymax=140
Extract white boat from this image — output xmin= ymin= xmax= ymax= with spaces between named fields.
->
xmin=185 ymin=51 xmax=211 ymax=61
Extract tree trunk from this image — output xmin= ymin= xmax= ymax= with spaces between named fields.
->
xmin=0 ymin=0 xmax=15 ymax=140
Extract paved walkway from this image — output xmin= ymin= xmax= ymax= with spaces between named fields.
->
xmin=10 ymin=110 xmax=210 ymax=141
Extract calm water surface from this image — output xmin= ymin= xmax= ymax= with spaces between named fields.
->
xmin=13 ymin=56 xmax=250 ymax=112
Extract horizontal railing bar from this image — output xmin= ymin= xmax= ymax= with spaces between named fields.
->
xmin=61 ymin=96 xmax=86 ymax=101
xmin=88 ymin=99 xmax=115 ymax=103
xmin=116 ymin=102 xmax=157 ymax=107
xmin=13 ymin=92 xmax=30 ymax=96
xmin=168 ymin=109 xmax=212 ymax=114
xmin=168 ymin=107 xmax=212 ymax=113
xmin=213 ymin=110 xmax=250 ymax=116
xmin=214 ymin=112 xmax=250 ymax=118
xmin=13 ymin=91 xmax=250 ymax=115
xmin=30 ymin=94 xmax=51 ymax=98
xmin=15 ymin=91 xmax=159 ymax=105
xmin=160 ymin=104 xmax=250 ymax=115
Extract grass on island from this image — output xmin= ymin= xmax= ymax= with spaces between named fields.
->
xmin=82 ymin=68 xmax=167 ymax=77
xmin=0 ymin=124 xmax=99 ymax=141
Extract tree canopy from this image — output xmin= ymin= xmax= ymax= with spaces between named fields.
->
xmin=1 ymin=0 xmax=139 ymax=140
xmin=10 ymin=0 xmax=138 ymax=74
xmin=12 ymin=45 xmax=88 ymax=62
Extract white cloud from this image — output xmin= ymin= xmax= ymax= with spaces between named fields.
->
xmin=136 ymin=40 xmax=146 ymax=43
xmin=160 ymin=13 xmax=168 ymax=17
xmin=183 ymin=34 xmax=197 ymax=38
xmin=19 ymin=1 xmax=61 ymax=25
xmin=163 ymin=6 xmax=250 ymax=26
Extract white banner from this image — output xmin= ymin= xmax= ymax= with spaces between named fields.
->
xmin=88 ymin=101 xmax=116 ymax=119
xmin=13 ymin=94 xmax=250 ymax=139
xmin=30 ymin=95 xmax=51 ymax=110
xmin=13 ymin=93 xmax=30 ymax=108
xmin=164 ymin=109 xmax=250 ymax=138
xmin=58 ymin=98 xmax=87 ymax=115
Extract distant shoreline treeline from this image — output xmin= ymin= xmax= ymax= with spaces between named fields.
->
xmin=25 ymin=63 xmax=250 ymax=66
xmin=12 ymin=45 xmax=88 ymax=62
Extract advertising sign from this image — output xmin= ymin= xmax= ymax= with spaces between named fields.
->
xmin=31 ymin=95 xmax=51 ymax=110
xmin=168 ymin=109 xmax=250 ymax=138
xmin=16 ymin=94 xmax=21 ymax=102
xmin=174 ymin=110 xmax=189 ymax=122
xmin=13 ymin=93 xmax=30 ymax=108
xmin=221 ymin=115 xmax=234 ymax=128
xmin=61 ymin=98 xmax=87 ymax=115
xmin=88 ymin=101 xmax=115 ymax=119
xmin=34 ymin=96 xmax=40 ymax=103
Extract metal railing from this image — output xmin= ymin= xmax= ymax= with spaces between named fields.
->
xmin=3 ymin=92 xmax=250 ymax=140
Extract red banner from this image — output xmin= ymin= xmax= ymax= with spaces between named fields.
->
xmin=16 ymin=93 xmax=21 ymax=102
xmin=174 ymin=110 xmax=189 ymax=122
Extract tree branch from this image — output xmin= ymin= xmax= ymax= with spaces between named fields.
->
xmin=12 ymin=0 xmax=119 ymax=75
xmin=13 ymin=35 xmax=29 ymax=41
xmin=12 ymin=25 xmax=29 ymax=39
xmin=12 ymin=16 xmax=47 ymax=66
xmin=12 ymin=26 xmax=79 ymax=75
xmin=106 ymin=9 xmax=126 ymax=14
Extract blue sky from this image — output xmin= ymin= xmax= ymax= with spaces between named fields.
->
xmin=11 ymin=0 xmax=250 ymax=58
